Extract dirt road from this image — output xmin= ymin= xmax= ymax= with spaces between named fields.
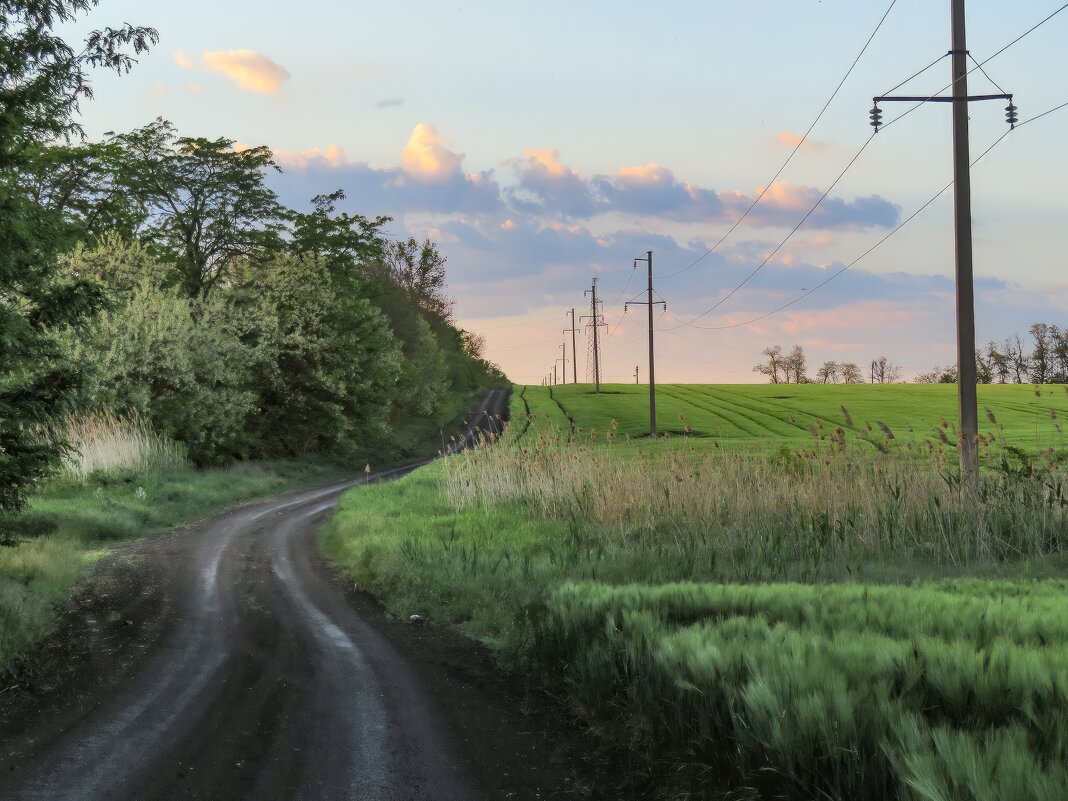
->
xmin=0 ymin=390 xmax=608 ymax=800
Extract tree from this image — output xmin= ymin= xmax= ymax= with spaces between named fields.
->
xmin=1029 ymin=323 xmax=1053 ymax=385
xmin=1003 ymin=334 xmax=1030 ymax=384
xmin=915 ymin=365 xmax=958 ymax=384
xmin=107 ymin=119 xmax=287 ymax=298
xmin=0 ymin=1 xmax=156 ymax=536
xmin=386 ymin=237 xmax=455 ymax=321
xmin=239 ymin=254 xmax=402 ymax=457
xmin=986 ymin=341 xmax=1011 ymax=384
xmin=289 ymin=189 xmax=391 ymax=279
xmin=753 ymin=345 xmax=785 ymax=384
xmin=839 ymin=362 xmax=864 ymax=384
xmin=784 ymin=345 xmax=809 ymax=384
xmin=815 ymin=361 xmax=839 ymax=384
xmin=871 ymin=356 xmax=902 ymax=384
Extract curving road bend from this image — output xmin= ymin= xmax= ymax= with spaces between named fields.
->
xmin=0 ymin=390 xmax=548 ymax=801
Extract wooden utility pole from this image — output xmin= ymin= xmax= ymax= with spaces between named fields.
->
xmin=557 ymin=343 xmax=568 ymax=385
xmin=564 ymin=309 xmax=579 ymax=384
xmin=634 ymin=365 xmax=639 ymax=384
xmin=627 ymin=252 xmax=665 ymax=437
xmin=950 ymin=0 xmax=979 ymax=492
xmin=869 ymin=0 xmax=1016 ymax=493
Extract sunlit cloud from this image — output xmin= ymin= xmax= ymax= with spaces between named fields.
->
xmin=273 ymin=144 xmax=347 ymax=170
xmin=401 ymin=123 xmax=464 ymax=181
xmin=173 ymin=51 xmax=194 ymax=69
xmin=201 ymin=50 xmax=291 ymax=94
xmin=775 ymin=131 xmax=824 ymax=150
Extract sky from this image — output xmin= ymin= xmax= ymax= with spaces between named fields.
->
xmin=64 ymin=1 xmax=1068 ymax=384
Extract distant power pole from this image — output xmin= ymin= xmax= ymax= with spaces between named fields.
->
xmin=552 ymin=363 xmax=557 ymax=386
xmin=564 ymin=309 xmax=579 ymax=384
xmin=869 ymin=0 xmax=1015 ymax=492
xmin=582 ymin=279 xmax=607 ymax=393
xmin=634 ymin=365 xmax=639 ymax=384
xmin=626 ymin=251 xmax=666 ymax=437
xmin=557 ymin=343 xmax=568 ymax=385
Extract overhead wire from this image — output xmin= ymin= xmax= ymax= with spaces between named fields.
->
xmin=660 ymin=0 xmax=900 ymax=281
xmin=664 ymin=98 xmax=1066 ymax=333
xmin=663 ymin=3 xmax=1068 ymax=332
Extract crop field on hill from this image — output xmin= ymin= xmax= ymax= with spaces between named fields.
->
xmin=324 ymin=384 xmax=1068 ymax=800
xmin=541 ymin=382 xmax=1068 ymax=454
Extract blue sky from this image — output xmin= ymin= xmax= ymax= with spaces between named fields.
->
xmin=66 ymin=1 xmax=1068 ymax=383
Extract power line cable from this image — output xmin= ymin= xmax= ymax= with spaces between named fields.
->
xmin=663 ymin=5 xmax=1068 ymax=331
xmin=657 ymin=0 xmax=1068 ymax=301
xmin=661 ymin=0 xmax=899 ymax=281
xmin=666 ymin=98 xmax=1067 ymax=333
xmin=662 ymin=134 xmax=878 ymax=330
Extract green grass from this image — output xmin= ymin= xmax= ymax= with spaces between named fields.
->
xmin=321 ymin=385 xmax=1068 ymax=799
xmin=0 ymin=458 xmax=347 ymax=674
xmin=551 ymin=383 xmax=1068 ymax=454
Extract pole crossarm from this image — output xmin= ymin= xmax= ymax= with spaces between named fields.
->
xmin=873 ymin=93 xmax=1012 ymax=103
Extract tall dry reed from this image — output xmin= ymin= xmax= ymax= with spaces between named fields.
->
xmin=60 ymin=411 xmax=189 ymax=479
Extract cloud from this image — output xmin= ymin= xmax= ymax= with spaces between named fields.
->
xmin=721 ymin=182 xmax=899 ymax=230
xmin=507 ymin=148 xmax=597 ymax=218
xmin=273 ymin=144 xmax=348 ymax=170
xmin=376 ymin=98 xmax=405 ymax=109
xmin=775 ymin=131 xmax=823 ymax=150
xmin=200 ymin=50 xmax=290 ymax=94
xmin=267 ymin=125 xmax=501 ymax=216
xmin=594 ymin=163 xmax=724 ymax=221
xmin=173 ymin=51 xmax=193 ymax=69
xmin=401 ymin=123 xmax=464 ymax=181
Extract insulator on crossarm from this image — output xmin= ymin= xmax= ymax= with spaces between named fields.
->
xmin=1005 ymin=102 xmax=1018 ymax=129
xmin=869 ymin=104 xmax=883 ymax=133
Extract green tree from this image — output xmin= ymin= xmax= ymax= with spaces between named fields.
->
xmin=73 ymin=282 xmax=258 ymax=464
xmin=386 ymin=237 xmax=455 ymax=321
xmin=0 ymin=1 xmax=155 ymax=537
xmin=107 ymin=118 xmax=286 ymax=298
xmin=289 ymin=189 xmax=391 ymax=280
xmin=240 ymin=254 xmax=402 ymax=457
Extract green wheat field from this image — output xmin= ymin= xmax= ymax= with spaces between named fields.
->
xmin=324 ymin=383 xmax=1068 ymax=801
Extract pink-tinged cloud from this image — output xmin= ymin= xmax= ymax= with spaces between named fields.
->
xmin=201 ymin=50 xmax=290 ymax=94
xmin=173 ymin=51 xmax=194 ymax=69
xmin=401 ymin=123 xmax=464 ymax=181
xmin=272 ymin=144 xmax=347 ymax=170
xmin=775 ymin=131 xmax=824 ymax=150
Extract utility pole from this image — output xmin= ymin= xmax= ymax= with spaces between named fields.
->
xmin=869 ymin=1 xmax=1016 ymax=493
xmin=949 ymin=0 xmax=979 ymax=493
xmin=552 ymin=363 xmax=557 ymax=386
xmin=557 ymin=343 xmax=568 ymax=385
xmin=582 ymin=279 xmax=606 ymax=393
xmin=564 ymin=309 xmax=579 ymax=385
xmin=634 ymin=365 xmax=639 ymax=384
xmin=626 ymin=252 xmax=666 ymax=437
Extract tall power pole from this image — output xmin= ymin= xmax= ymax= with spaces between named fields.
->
xmin=557 ymin=343 xmax=568 ymax=385
xmin=582 ymin=279 xmax=606 ymax=393
xmin=626 ymin=252 xmax=666 ymax=437
xmin=634 ymin=365 xmax=639 ymax=384
xmin=564 ymin=310 xmax=579 ymax=384
xmin=950 ymin=0 xmax=979 ymax=492
xmin=869 ymin=0 xmax=1016 ymax=492
xmin=552 ymin=363 xmax=557 ymax=386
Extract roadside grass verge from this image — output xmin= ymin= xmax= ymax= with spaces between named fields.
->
xmin=0 ymin=458 xmax=349 ymax=675
xmin=322 ymin=385 xmax=1068 ymax=800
